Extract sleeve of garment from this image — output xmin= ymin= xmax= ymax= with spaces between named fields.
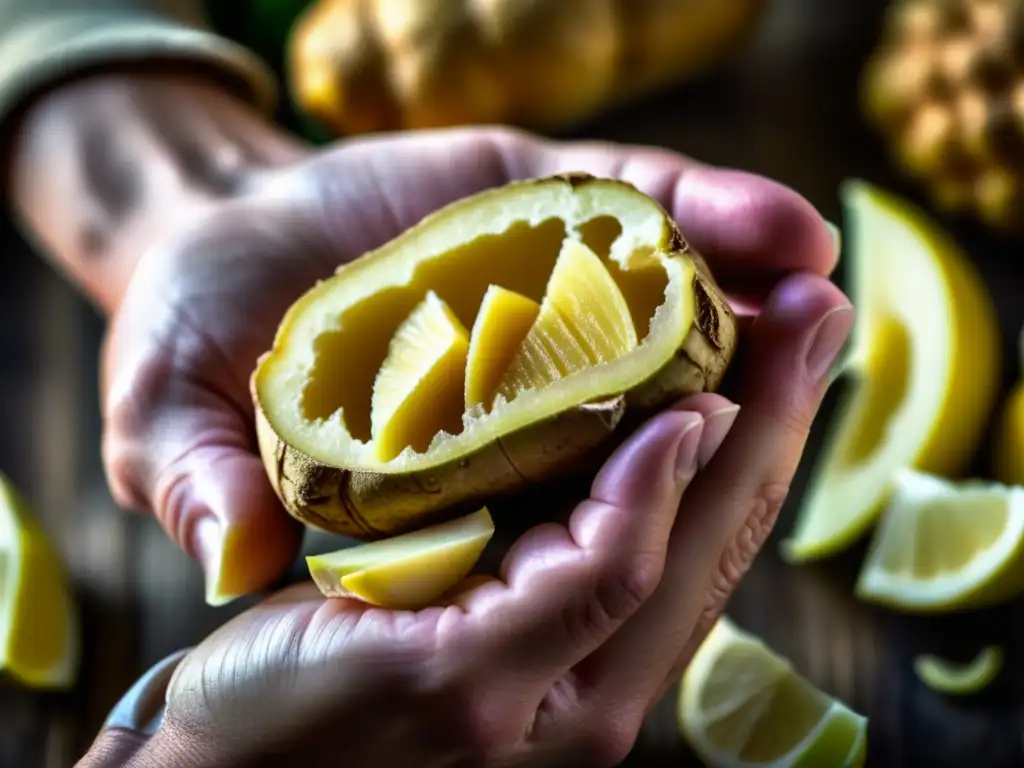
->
xmin=102 ymin=647 xmax=192 ymax=737
xmin=0 ymin=0 xmax=278 ymax=132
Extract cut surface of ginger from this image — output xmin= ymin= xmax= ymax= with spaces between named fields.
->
xmin=260 ymin=179 xmax=712 ymax=476
xmin=370 ymin=291 xmax=469 ymax=461
xmin=307 ymin=507 xmax=495 ymax=609
xmin=496 ymin=239 xmax=639 ymax=403
xmin=465 ymin=285 xmax=540 ymax=412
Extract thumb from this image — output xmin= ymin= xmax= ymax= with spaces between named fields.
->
xmin=102 ymin=356 xmax=302 ymax=605
xmin=167 ymin=438 xmax=302 ymax=606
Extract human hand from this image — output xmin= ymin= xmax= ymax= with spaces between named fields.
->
xmin=15 ymin=75 xmax=851 ymax=768
xmin=98 ymin=122 xmax=850 ymax=768
xmin=83 ymin=109 xmax=844 ymax=605
xmin=106 ymin=374 xmax=842 ymax=768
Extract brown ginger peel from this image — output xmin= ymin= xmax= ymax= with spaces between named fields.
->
xmin=252 ymin=174 xmax=738 ymax=538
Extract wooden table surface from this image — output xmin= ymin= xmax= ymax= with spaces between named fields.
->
xmin=5 ymin=1 xmax=1024 ymax=766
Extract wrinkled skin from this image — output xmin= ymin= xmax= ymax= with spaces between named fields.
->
xmin=12 ymin=76 xmax=849 ymax=767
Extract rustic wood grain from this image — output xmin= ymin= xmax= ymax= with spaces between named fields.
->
xmin=4 ymin=1 xmax=1024 ymax=766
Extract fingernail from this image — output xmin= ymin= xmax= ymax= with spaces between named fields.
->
xmin=674 ymin=417 xmax=705 ymax=482
xmin=699 ymin=405 xmax=740 ymax=469
xmin=189 ymin=514 xmax=235 ymax=607
xmin=825 ymin=219 xmax=842 ymax=258
xmin=805 ymin=305 xmax=855 ymax=382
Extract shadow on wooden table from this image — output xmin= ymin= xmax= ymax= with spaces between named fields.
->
xmin=5 ymin=1 xmax=1024 ymax=766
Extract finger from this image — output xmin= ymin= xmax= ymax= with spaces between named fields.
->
xmin=662 ymin=275 xmax=855 ymax=690
xmin=578 ymin=273 xmax=853 ymax=706
xmin=129 ymin=77 xmax=311 ymax=191
xmin=102 ymin=319 xmax=302 ymax=606
xmin=78 ymin=730 xmax=150 ymax=766
xmin=451 ymin=406 xmax=711 ymax=694
xmin=282 ymin=127 xmax=837 ymax=290
xmin=499 ymin=134 xmax=839 ymax=284
xmin=162 ymin=590 xmax=465 ymax=768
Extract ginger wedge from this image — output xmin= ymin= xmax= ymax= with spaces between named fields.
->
xmin=465 ymin=285 xmax=540 ymax=411
xmin=307 ymin=507 xmax=495 ymax=609
xmin=371 ymin=291 xmax=470 ymax=461
xmin=497 ymin=238 xmax=638 ymax=403
xmin=253 ymin=174 xmax=737 ymax=538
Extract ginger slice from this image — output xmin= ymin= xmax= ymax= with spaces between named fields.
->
xmin=370 ymin=291 xmax=469 ymax=461
xmin=465 ymin=285 xmax=541 ymax=412
xmin=307 ymin=507 xmax=495 ymax=609
xmin=496 ymin=239 xmax=638 ymax=403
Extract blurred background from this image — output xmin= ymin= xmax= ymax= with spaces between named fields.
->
xmin=5 ymin=0 xmax=1024 ymax=765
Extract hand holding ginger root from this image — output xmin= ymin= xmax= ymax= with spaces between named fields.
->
xmin=13 ymin=73 xmax=847 ymax=767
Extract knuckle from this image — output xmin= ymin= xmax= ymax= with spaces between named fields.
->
xmin=781 ymin=403 xmax=815 ymax=439
xmin=611 ymin=556 xmax=663 ymax=613
xmin=478 ymin=126 xmax=543 ymax=179
xmin=479 ymin=124 xmax=535 ymax=152
xmin=700 ymin=571 xmax=735 ymax=632
xmin=736 ymin=481 xmax=789 ymax=561
xmin=102 ymin=346 xmax=176 ymax=513
xmin=154 ymin=468 xmax=196 ymax=554
xmin=446 ymin=691 xmax=492 ymax=745
xmin=573 ymin=556 xmax=662 ymax=644
xmin=426 ymin=684 xmax=508 ymax=758
xmin=463 ymin=715 xmax=507 ymax=757
xmin=578 ymin=712 xmax=644 ymax=767
xmin=701 ymin=482 xmax=789 ymax=625
xmin=753 ymin=481 xmax=791 ymax=530
xmin=411 ymin=648 xmax=510 ymax=755
xmin=102 ymin=435 xmax=147 ymax=511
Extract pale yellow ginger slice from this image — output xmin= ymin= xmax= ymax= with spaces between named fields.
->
xmin=497 ymin=239 xmax=638 ymax=402
xmin=306 ymin=507 xmax=495 ymax=609
xmin=370 ymin=291 xmax=469 ymax=461
xmin=465 ymin=285 xmax=541 ymax=411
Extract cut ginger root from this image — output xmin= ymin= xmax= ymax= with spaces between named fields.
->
xmin=465 ymin=285 xmax=540 ymax=411
xmin=370 ymin=291 xmax=470 ymax=461
xmin=307 ymin=507 xmax=495 ymax=609
xmin=253 ymin=174 xmax=738 ymax=539
xmin=496 ymin=238 xmax=639 ymax=403
xmin=375 ymin=239 xmax=637 ymax=459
